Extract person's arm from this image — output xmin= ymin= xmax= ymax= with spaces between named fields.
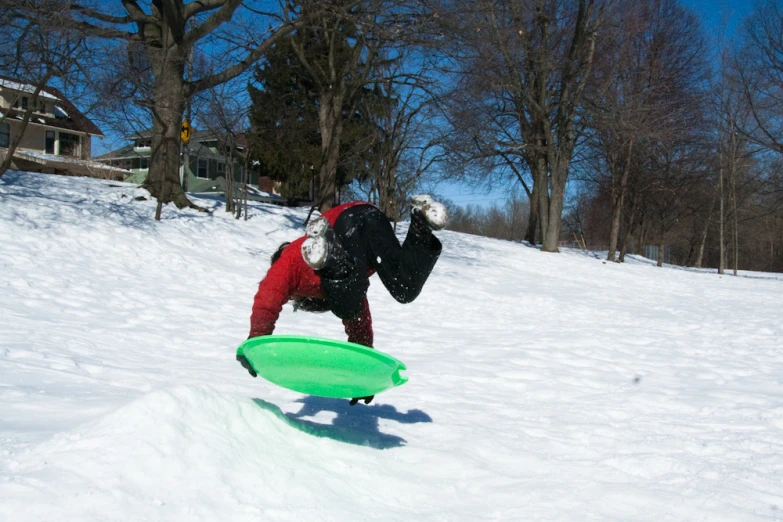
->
xmin=343 ymin=297 xmax=373 ymax=347
xmin=249 ymin=257 xmax=294 ymax=338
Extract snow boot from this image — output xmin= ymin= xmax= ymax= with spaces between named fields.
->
xmin=301 ymin=216 xmax=353 ymax=278
xmin=349 ymin=395 xmax=374 ymax=406
xmin=410 ymin=194 xmax=448 ymax=231
xmin=301 ymin=217 xmax=336 ymax=270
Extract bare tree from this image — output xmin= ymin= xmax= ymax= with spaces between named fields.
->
xmin=733 ymin=0 xmax=783 ymax=157
xmin=63 ymin=0 xmax=306 ymax=219
xmin=350 ymin=59 xmax=447 ymax=221
xmin=1 ymin=0 xmax=89 ymax=177
xmin=587 ymin=0 xmax=705 ymax=262
xmin=198 ymin=82 xmax=249 ymax=216
xmin=441 ymin=0 xmax=610 ymax=252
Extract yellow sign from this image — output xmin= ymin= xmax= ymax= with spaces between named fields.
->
xmin=180 ymin=119 xmax=192 ymax=144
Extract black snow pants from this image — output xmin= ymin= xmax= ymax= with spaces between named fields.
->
xmin=319 ymin=204 xmax=442 ymax=320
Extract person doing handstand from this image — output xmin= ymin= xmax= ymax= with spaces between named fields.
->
xmin=241 ymin=196 xmax=448 ymax=404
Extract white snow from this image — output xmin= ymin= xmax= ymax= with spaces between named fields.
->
xmin=1 ymin=170 xmax=782 ymax=521
xmin=54 ymin=105 xmax=68 ymax=118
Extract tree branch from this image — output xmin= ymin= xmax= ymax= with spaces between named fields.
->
xmin=184 ymin=0 xmax=228 ymax=20
xmin=185 ymin=18 xmax=302 ymax=96
xmin=120 ymin=0 xmax=156 ymax=24
xmin=70 ymin=4 xmax=133 ymax=24
xmin=183 ymin=0 xmax=243 ymax=46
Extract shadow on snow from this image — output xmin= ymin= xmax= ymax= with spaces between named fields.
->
xmin=252 ymin=396 xmax=432 ymax=450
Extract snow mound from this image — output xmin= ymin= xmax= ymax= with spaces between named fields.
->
xmin=0 ymin=386 xmax=433 ymax=521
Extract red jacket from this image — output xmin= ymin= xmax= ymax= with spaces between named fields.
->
xmin=249 ymin=202 xmax=375 ymax=346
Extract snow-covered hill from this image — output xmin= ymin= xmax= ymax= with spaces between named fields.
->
xmin=1 ymin=171 xmax=782 ymax=521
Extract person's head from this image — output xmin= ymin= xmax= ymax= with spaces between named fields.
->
xmin=271 ymin=242 xmax=291 ymax=266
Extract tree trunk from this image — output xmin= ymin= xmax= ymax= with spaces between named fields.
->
xmin=607 ymin=139 xmax=634 ymax=262
xmin=235 ymin=156 xmax=245 ymax=220
xmin=730 ymin=158 xmax=739 ymax=276
xmin=694 ymin=188 xmax=717 ymax=268
xmin=718 ymin=145 xmax=725 ymax=275
xmin=243 ymin=154 xmax=250 ymax=221
xmin=225 ymin=150 xmax=234 ymax=214
xmin=541 ymin=181 xmax=564 ymax=252
xmin=377 ymin=151 xmax=398 ymax=219
xmin=525 ymin=182 xmax=540 ymax=244
xmin=636 ymin=218 xmax=648 ymax=256
xmin=657 ymin=237 xmax=665 ymax=267
xmin=525 ymin=153 xmax=548 ymax=244
xmin=316 ymin=90 xmax=345 ymax=212
xmin=542 ymin=157 xmax=571 ymax=253
xmin=619 ymin=202 xmax=637 ymax=263
xmin=145 ymin=47 xmax=206 ymax=217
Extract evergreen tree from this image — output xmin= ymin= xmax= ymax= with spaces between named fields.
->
xmin=248 ymin=32 xmax=388 ymax=202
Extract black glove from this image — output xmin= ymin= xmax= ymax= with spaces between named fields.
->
xmin=236 ymin=354 xmax=257 ymax=378
xmin=349 ymin=395 xmax=374 ymax=406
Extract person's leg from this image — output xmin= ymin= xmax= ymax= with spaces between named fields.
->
xmin=319 ymin=261 xmax=369 ymax=320
xmin=334 ymin=205 xmax=441 ymax=304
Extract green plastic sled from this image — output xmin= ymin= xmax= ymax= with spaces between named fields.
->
xmin=237 ymin=335 xmax=408 ymax=398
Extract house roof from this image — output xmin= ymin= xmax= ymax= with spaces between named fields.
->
xmin=125 ymin=128 xmax=247 ymax=149
xmin=98 ymin=127 xmax=246 ymax=163
xmin=125 ymin=128 xmax=222 ymax=142
xmin=11 ymin=149 xmax=131 ymax=179
xmin=93 ymin=143 xmax=140 ymax=161
xmin=0 ymin=79 xmax=59 ymax=100
xmin=95 ymin=140 xmax=232 ymax=163
xmin=0 ymin=75 xmax=103 ymax=137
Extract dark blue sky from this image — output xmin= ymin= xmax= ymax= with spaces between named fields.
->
xmin=681 ymin=0 xmax=755 ymax=39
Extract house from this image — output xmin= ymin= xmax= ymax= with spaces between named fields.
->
xmin=96 ymin=126 xmax=341 ymax=207
xmin=95 ymin=129 xmax=284 ymax=205
xmin=0 ymin=76 xmax=129 ymax=180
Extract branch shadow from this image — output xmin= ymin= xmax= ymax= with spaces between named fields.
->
xmin=252 ymin=396 xmax=432 ymax=450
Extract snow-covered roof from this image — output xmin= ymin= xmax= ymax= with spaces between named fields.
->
xmin=0 ymin=75 xmax=103 ymax=136
xmin=15 ymin=150 xmax=132 ymax=173
xmin=0 ymin=78 xmax=59 ymax=100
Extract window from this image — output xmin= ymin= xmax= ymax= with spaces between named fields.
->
xmin=217 ymin=162 xmax=225 ymax=175
xmin=197 ymin=158 xmax=208 ymax=179
xmin=21 ymin=97 xmax=28 ymax=110
xmin=59 ymin=132 xmax=80 ymax=157
xmin=135 ymin=138 xmax=151 ymax=149
xmin=140 ymin=157 xmax=149 ymax=170
xmin=45 ymin=131 xmax=55 ymax=154
xmin=0 ymin=123 xmax=9 ymax=148
xmin=34 ymin=98 xmax=46 ymax=113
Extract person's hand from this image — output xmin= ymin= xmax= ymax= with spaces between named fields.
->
xmin=236 ymin=354 xmax=257 ymax=378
